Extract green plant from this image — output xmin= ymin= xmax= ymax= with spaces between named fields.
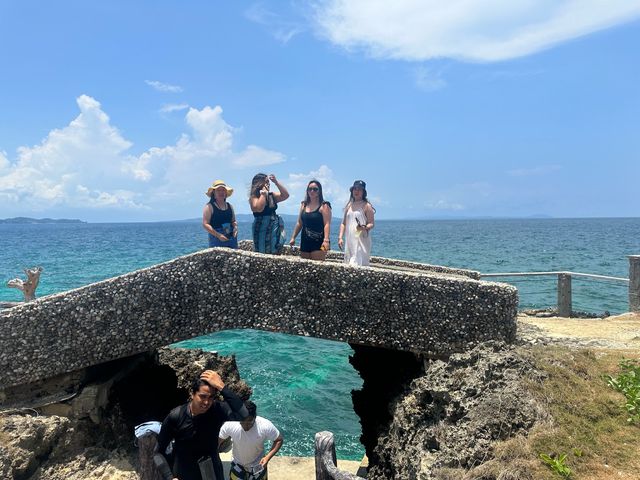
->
xmin=605 ymin=358 xmax=640 ymax=423
xmin=539 ymin=452 xmax=572 ymax=477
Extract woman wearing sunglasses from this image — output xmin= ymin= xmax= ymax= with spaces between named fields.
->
xmin=289 ymin=180 xmax=332 ymax=260
xmin=338 ymin=180 xmax=375 ymax=266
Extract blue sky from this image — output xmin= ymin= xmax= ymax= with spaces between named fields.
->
xmin=0 ymin=1 xmax=639 ymax=221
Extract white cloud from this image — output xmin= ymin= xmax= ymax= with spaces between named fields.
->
xmin=314 ymin=1 xmax=640 ymax=62
xmin=232 ymin=145 xmax=286 ymax=168
xmin=284 ymin=165 xmax=349 ymax=213
xmin=508 ymin=165 xmax=561 ymax=176
xmin=160 ymin=103 xmax=189 ymax=114
xmin=186 ymin=106 xmax=235 ymax=153
xmin=145 ymin=80 xmax=183 ymax=93
xmin=0 ymin=95 xmax=137 ymax=210
xmin=75 ymin=185 xmax=147 ymax=209
xmin=245 ymin=3 xmax=304 ymax=44
xmin=0 ymin=150 xmax=9 ymax=172
xmin=0 ymin=96 xmax=287 ymax=218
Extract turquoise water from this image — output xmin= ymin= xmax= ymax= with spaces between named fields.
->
xmin=1 ymin=218 xmax=639 ymax=459
xmin=174 ymin=330 xmax=362 ymax=459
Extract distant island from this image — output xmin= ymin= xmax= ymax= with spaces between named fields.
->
xmin=0 ymin=217 xmax=86 ymax=224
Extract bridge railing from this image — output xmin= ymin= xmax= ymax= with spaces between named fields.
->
xmin=315 ymin=431 xmax=365 ymax=480
xmin=480 ymin=255 xmax=640 ymax=316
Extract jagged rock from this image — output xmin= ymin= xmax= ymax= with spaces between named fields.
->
xmin=365 ymin=342 xmax=545 ymax=480
xmin=0 ymin=414 xmax=71 ymax=479
xmin=0 ymin=347 xmax=250 ymax=480
xmin=158 ymin=347 xmax=252 ymax=400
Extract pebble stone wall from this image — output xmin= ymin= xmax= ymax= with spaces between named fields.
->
xmin=0 ymin=248 xmax=517 ymax=390
xmin=238 ymin=241 xmax=481 ymax=279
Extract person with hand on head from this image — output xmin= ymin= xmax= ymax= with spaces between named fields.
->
xmin=203 ymin=180 xmax=238 ymax=249
xmin=219 ymin=401 xmax=283 ymax=480
xmin=155 ymin=370 xmax=249 ymax=480
xmin=249 ymin=173 xmax=289 ymax=254
xmin=338 ymin=180 xmax=375 ymax=266
xmin=289 ymin=180 xmax=332 ymax=261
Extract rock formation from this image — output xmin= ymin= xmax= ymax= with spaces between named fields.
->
xmin=0 ymin=347 xmax=251 ymax=480
xmin=351 ymin=342 xmax=545 ymax=480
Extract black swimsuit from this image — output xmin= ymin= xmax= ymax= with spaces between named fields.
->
xmin=300 ymin=205 xmax=325 ymax=253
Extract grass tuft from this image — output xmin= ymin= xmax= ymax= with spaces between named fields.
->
xmin=441 ymin=346 xmax=640 ymax=480
xmin=605 ymin=358 xmax=640 ymax=423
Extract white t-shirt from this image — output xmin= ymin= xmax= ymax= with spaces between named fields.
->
xmin=219 ymin=416 xmax=281 ymax=469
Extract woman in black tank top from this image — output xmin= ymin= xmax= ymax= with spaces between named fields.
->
xmin=289 ymin=180 xmax=332 ymax=261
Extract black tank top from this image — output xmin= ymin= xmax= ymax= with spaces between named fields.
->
xmin=209 ymin=201 xmax=233 ymax=228
xmin=301 ymin=205 xmax=324 ymax=234
xmin=253 ymin=193 xmax=278 ymax=217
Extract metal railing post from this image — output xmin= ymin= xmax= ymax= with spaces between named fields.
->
xmin=629 ymin=256 xmax=640 ymax=313
xmin=557 ymin=273 xmax=572 ymax=317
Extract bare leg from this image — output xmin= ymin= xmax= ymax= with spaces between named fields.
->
xmin=309 ymin=250 xmax=327 ymax=261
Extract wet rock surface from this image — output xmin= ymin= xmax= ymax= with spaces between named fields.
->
xmin=0 ymin=347 xmax=250 ymax=480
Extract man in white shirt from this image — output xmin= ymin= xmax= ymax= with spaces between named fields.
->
xmin=218 ymin=401 xmax=284 ymax=480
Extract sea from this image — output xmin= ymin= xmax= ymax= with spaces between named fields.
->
xmin=1 ymin=217 xmax=639 ymax=460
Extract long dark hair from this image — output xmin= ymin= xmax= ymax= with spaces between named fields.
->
xmin=303 ymin=180 xmax=325 ymax=206
xmin=250 ymin=173 xmax=268 ymax=198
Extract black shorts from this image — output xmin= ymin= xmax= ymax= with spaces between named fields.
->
xmin=300 ymin=228 xmax=324 ymax=253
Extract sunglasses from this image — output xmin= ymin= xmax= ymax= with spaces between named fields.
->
xmin=307 ymin=187 xmax=319 ymax=192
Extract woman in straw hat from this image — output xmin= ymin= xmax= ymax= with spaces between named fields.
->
xmin=338 ymin=180 xmax=375 ymax=266
xmin=203 ymin=180 xmax=238 ymax=249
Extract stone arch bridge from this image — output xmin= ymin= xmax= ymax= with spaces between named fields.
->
xmin=0 ymin=242 xmax=517 ymax=392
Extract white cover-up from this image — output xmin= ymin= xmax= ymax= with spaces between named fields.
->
xmin=344 ymin=206 xmax=371 ymax=266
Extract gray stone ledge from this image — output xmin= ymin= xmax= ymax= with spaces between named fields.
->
xmin=0 ymin=248 xmax=517 ymax=390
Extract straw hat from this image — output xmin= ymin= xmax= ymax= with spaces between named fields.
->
xmin=206 ymin=180 xmax=234 ymax=197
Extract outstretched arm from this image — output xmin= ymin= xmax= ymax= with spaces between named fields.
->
xmin=321 ymin=203 xmax=332 ymax=251
xmin=338 ymin=208 xmax=348 ymax=251
xmin=289 ymin=204 xmax=304 ymax=246
xmin=259 ymin=435 xmax=284 ymax=468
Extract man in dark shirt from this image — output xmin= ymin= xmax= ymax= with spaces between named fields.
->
xmin=155 ymin=370 xmax=248 ymax=480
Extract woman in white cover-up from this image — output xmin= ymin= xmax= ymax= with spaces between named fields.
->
xmin=338 ymin=180 xmax=375 ymax=266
